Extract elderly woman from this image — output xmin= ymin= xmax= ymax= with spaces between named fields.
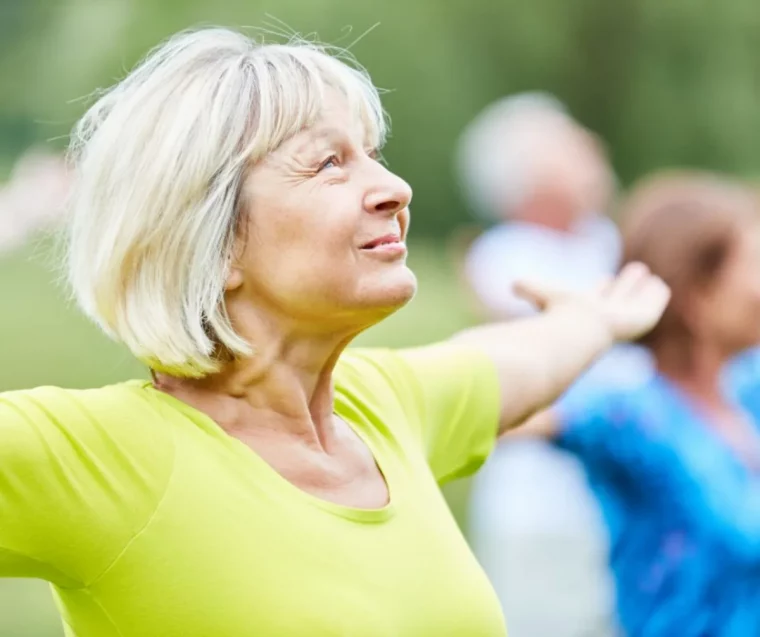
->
xmin=511 ymin=172 xmax=760 ymax=636
xmin=0 ymin=28 xmax=668 ymax=637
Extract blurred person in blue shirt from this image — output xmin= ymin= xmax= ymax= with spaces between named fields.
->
xmin=458 ymin=94 xmax=640 ymax=637
xmin=511 ymin=171 xmax=760 ymax=637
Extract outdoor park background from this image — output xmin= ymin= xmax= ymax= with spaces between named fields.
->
xmin=3 ymin=0 xmax=760 ymax=633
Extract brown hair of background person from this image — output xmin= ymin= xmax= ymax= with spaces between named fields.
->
xmin=620 ymin=171 xmax=760 ymax=370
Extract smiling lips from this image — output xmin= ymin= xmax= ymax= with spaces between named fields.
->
xmin=360 ymin=234 xmax=407 ymax=259
xmin=361 ymin=234 xmax=402 ymax=249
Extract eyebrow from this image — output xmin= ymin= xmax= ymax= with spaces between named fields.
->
xmin=292 ymin=125 xmax=374 ymax=157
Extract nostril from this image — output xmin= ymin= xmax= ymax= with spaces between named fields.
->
xmin=374 ymin=200 xmax=401 ymax=214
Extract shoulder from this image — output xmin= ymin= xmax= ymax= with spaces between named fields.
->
xmin=556 ymin=374 xmax=666 ymax=448
xmin=2 ymin=380 xmax=166 ymax=429
xmin=575 ymin=214 xmax=619 ymax=236
xmin=334 ymin=348 xmax=416 ymax=411
xmin=468 ymin=223 xmax=554 ymax=261
xmin=558 ymin=376 xmax=640 ymax=415
xmin=0 ymin=381 xmax=175 ymax=473
xmin=333 ymin=348 xmax=429 ymax=454
xmin=573 ymin=215 xmax=622 ymax=268
xmin=3 ymin=380 xmax=154 ymax=410
xmin=561 ymin=346 xmax=653 ymax=405
xmin=335 ymin=344 xmax=499 ymax=424
xmin=0 ymin=382 xmax=176 ymax=586
xmin=464 ymin=224 xmax=560 ymax=312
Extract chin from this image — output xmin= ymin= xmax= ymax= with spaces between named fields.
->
xmin=358 ymin=267 xmax=418 ymax=313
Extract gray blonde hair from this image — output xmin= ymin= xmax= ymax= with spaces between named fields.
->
xmin=454 ymin=92 xmax=570 ymax=221
xmin=66 ymin=27 xmax=387 ymax=377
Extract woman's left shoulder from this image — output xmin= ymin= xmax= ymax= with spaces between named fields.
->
xmin=334 ymin=348 xmax=410 ymax=407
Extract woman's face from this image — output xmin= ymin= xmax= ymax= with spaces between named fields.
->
xmin=227 ymin=91 xmax=415 ymax=332
xmin=695 ymin=222 xmax=760 ymax=355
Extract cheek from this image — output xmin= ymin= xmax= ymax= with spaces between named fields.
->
xmin=249 ymin=198 xmax=355 ymax=267
xmin=714 ymin=277 xmax=760 ymax=344
xmin=734 ymin=268 xmax=760 ymax=315
xmin=742 ymin=286 xmax=760 ymax=340
xmin=258 ymin=240 xmax=354 ymax=288
xmin=247 ymin=227 xmax=359 ymax=309
xmin=399 ymin=208 xmax=411 ymax=239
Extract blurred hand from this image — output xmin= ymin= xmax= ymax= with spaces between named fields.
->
xmin=513 ymin=262 xmax=671 ymax=343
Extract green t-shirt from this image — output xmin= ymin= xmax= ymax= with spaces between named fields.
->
xmin=0 ymin=345 xmax=505 ymax=636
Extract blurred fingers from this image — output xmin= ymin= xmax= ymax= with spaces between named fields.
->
xmin=640 ymin=275 xmax=672 ymax=313
xmin=595 ymin=276 xmax=615 ymax=296
xmin=512 ymin=280 xmax=552 ymax=310
xmin=609 ymin=262 xmax=652 ymax=298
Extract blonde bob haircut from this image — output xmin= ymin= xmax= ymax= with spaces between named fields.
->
xmin=66 ymin=27 xmax=387 ymax=378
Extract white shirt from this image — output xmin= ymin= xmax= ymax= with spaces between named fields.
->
xmin=465 ymin=216 xmax=621 ymax=318
xmin=465 ymin=215 xmax=639 ymax=637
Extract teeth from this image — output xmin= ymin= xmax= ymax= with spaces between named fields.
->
xmin=362 ymin=238 xmax=399 ymax=249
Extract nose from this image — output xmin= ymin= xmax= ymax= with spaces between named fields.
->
xmin=363 ymin=164 xmax=413 ymax=216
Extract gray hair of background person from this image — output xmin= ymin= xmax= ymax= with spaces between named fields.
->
xmin=454 ymin=92 xmax=572 ymax=221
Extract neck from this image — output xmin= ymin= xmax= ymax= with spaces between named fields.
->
xmin=516 ymin=204 xmax=575 ymax=233
xmin=654 ymin=341 xmax=729 ymax=406
xmin=153 ymin=306 xmax=361 ymax=448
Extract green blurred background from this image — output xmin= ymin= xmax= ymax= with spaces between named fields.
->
xmin=3 ymin=0 xmax=760 ymax=633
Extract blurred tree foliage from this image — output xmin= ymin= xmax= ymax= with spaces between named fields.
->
xmin=2 ymin=0 xmax=760 ymax=235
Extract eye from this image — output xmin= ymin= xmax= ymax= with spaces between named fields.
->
xmin=318 ymin=154 xmax=339 ymax=172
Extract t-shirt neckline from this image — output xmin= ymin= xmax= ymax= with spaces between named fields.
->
xmin=133 ymin=380 xmax=399 ymax=524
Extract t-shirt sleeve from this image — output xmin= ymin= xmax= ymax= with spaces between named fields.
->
xmin=555 ymin=387 xmax=760 ymax=563
xmin=0 ymin=385 xmax=174 ymax=587
xmin=552 ymin=387 xmax=671 ymax=501
xmin=555 ymin=386 xmax=686 ymax=485
xmin=338 ymin=345 xmax=501 ymax=485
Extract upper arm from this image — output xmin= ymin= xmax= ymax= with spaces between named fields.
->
xmin=554 ymin=389 xmax=671 ymax=485
xmin=0 ymin=397 xmax=82 ymax=585
xmin=554 ymin=390 xmax=627 ymax=460
xmin=556 ymin=391 xmax=760 ymax=563
xmin=0 ymin=386 xmax=174 ymax=585
xmin=338 ymin=345 xmax=501 ymax=485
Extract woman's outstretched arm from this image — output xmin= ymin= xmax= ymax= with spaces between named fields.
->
xmin=451 ymin=262 xmax=669 ymax=433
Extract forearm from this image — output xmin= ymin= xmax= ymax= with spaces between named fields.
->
xmin=452 ymin=304 xmax=613 ymax=433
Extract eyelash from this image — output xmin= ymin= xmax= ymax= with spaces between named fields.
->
xmin=318 ymin=155 xmax=339 ymax=172
xmin=316 ymin=148 xmax=382 ymax=173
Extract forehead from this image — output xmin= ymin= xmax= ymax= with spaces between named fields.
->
xmin=288 ymin=92 xmax=373 ymax=153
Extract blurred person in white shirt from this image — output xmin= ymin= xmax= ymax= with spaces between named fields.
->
xmin=456 ymin=94 xmax=649 ymax=637
xmin=457 ymin=93 xmax=620 ymax=319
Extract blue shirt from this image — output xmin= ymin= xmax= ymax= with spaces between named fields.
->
xmin=556 ymin=366 xmax=760 ymax=637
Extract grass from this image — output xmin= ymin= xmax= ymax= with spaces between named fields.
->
xmin=0 ymin=237 xmax=480 ymax=636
